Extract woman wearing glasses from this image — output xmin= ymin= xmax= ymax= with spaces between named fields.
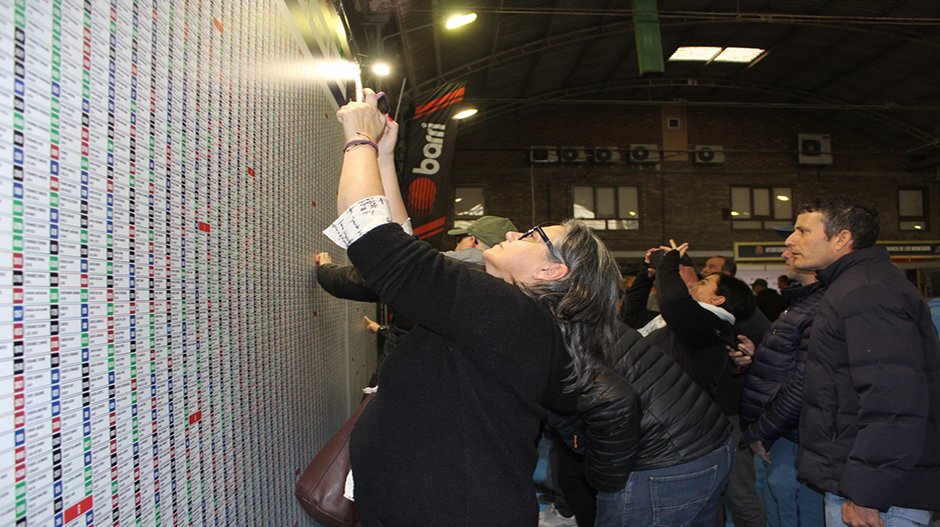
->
xmin=325 ymin=90 xmax=623 ymax=527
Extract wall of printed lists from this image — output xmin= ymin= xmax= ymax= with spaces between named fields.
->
xmin=0 ymin=0 xmax=378 ymax=525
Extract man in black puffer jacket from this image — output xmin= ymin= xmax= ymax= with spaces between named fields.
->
xmin=554 ymin=322 xmax=734 ymax=527
xmin=786 ymin=196 xmax=940 ymax=527
xmin=733 ymin=245 xmax=826 ymax=527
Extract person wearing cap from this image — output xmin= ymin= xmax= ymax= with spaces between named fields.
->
xmin=732 ymin=247 xmax=825 ymax=527
xmin=446 ymin=215 xmax=518 ymax=266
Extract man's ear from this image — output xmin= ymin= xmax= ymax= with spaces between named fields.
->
xmin=833 ymin=229 xmax=854 ymax=252
xmin=535 ymin=263 xmax=569 ymax=282
xmin=711 ymin=295 xmax=727 ymax=307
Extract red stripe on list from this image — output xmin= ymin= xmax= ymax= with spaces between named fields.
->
xmin=413 ymin=217 xmax=446 ymax=235
xmin=64 ymin=496 xmax=93 ymax=523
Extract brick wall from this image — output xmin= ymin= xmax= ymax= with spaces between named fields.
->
xmin=448 ymin=104 xmax=939 ymax=259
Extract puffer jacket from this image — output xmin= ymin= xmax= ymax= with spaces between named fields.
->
xmin=738 ymin=281 xmax=824 ymax=447
xmin=798 ymin=246 xmax=940 ymax=512
xmin=555 ymin=322 xmax=731 ymax=492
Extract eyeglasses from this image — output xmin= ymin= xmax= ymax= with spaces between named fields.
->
xmin=519 ymin=222 xmax=563 ymax=263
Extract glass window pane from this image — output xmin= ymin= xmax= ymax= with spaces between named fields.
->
xmin=899 ymin=221 xmax=927 ymax=231
xmin=609 ymin=220 xmax=640 ymax=230
xmin=899 ymin=189 xmax=924 ymax=217
xmin=582 ymin=219 xmax=606 ymax=230
xmin=573 ymin=186 xmax=595 ymax=219
xmin=731 ymin=187 xmax=751 ymax=219
xmin=618 ymin=187 xmax=639 ymax=219
xmin=773 ymin=188 xmax=792 ymax=219
xmin=454 ymin=187 xmax=484 ymax=217
xmin=753 ymin=188 xmax=771 ymax=217
xmin=596 ymin=187 xmax=615 ymax=218
xmin=732 ymin=220 xmax=762 ymax=230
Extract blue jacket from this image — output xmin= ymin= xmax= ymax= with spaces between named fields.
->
xmin=739 ymin=281 xmax=825 ymax=447
xmin=798 ymin=246 xmax=940 ymax=512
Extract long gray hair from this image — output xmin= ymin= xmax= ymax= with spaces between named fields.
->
xmin=519 ymin=220 xmax=622 ymax=393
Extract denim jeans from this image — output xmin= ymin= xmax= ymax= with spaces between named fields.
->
xmin=764 ymin=438 xmax=823 ymax=527
xmin=824 ymin=493 xmax=932 ymax=527
xmin=596 ymin=437 xmax=734 ymax=527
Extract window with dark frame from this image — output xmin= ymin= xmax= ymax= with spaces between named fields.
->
xmin=572 ymin=185 xmax=640 ymax=230
xmin=453 ymin=186 xmax=485 ymax=230
xmin=898 ymin=188 xmax=928 ymax=231
xmin=730 ymin=186 xmax=793 ymax=230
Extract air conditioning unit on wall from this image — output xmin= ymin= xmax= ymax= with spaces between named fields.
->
xmin=593 ymin=147 xmax=621 ymax=163
xmin=695 ymin=145 xmax=725 ymax=164
xmin=530 ymin=146 xmax=559 ymax=163
xmin=629 ymin=144 xmax=660 ymax=163
xmin=559 ymin=147 xmax=587 ymax=163
xmin=798 ymin=134 xmax=832 ymax=165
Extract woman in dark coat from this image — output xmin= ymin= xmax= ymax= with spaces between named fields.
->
xmin=327 ymin=90 xmax=623 ymax=527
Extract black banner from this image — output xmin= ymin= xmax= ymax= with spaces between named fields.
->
xmin=401 ymin=81 xmax=466 ymax=245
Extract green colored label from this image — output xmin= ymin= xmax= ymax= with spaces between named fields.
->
xmin=12 ymin=236 xmax=22 ymax=251
xmin=15 ymin=481 xmax=25 ymax=500
xmin=49 ymin=192 xmax=59 ymax=208
xmin=13 ymin=218 xmax=23 ymax=234
xmin=80 ymin=230 xmax=87 ymax=243
xmin=13 ymin=113 xmax=23 ymax=130
xmin=49 ymin=257 xmax=58 ymax=272
xmin=12 ymin=200 xmax=22 ymax=217
xmin=50 ymin=289 xmax=59 ymax=303
xmin=52 ymin=66 xmax=60 ymax=82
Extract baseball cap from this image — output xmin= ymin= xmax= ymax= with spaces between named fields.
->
xmin=773 ymin=226 xmax=794 ymax=239
xmin=447 ymin=216 xmax=518 ymax=248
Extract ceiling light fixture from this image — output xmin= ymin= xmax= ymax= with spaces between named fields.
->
xmin=445 ymin=13 xmax=477 ymax=29
xmin=668 ymin=46 xmax=765 ymax=63
xmin=372 ymin=63 xmax=390 ymax=76
xmin=453 ymin=108 xmax=478 ymax=119
xmin=776 ymin=195 xmax=790 ymax=201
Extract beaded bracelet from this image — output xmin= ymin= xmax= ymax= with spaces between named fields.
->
xmin=343 ymin=139 xmax=378 ymax=154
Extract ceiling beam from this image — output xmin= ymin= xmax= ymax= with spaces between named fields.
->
xmin=455 ymin=77 xmax=940 ymax=150
xmin=408 ymin=17 xmax=940 ymax=98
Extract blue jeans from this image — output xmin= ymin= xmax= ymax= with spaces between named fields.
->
xmin=763 ymin=438 xmax=823 ymax=527
xmin=824 ymin=493 xmax=932 ymax=527
xmin=596 ymin=437 xmax=734 ymax=527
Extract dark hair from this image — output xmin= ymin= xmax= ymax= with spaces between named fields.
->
xmin=719 ymin=257 xmax=737 ymax=277
xmin=520 ymin=220 xmax=622 ymax=393
xmin=778 ymin=275 xmax=792 ymax=287
xmin=714 ymin=274 xmax=755 ymax=320
xmin=797 ymin=196 xmax=880 ymax=249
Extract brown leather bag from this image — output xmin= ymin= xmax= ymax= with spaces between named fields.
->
xmin=295 ymin=393 xmax=375 ymax=527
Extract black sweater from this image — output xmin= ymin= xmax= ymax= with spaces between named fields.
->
xmin=346 ymin=224 xmax=574 ymax=527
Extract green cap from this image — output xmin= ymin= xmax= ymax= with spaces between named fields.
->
xmin=447 ymin=216 xmax=518 ymax=248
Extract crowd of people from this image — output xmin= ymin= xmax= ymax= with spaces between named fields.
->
xmin=315 ymin=89 xmax=940 ymax=527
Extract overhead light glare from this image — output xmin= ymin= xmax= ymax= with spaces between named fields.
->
xmin=372 ymin=63 xmax=390 ymax=76
xmin=453 ymin=108 xmax=478 ymax=119
xmin=730 ymin=211 xmax=740 ymax=216
xmin=668 ymin=46 xmax=765 ymax=63
xmin=316 ymin=61 xmax=359 ymax=79
xmin=776 ymin=195 xmax=790 ymax=201
xmin=445 ymin=13 xmax=477 ymax=29
xmin=668 ymin=46 xmax=722 ymax=61
xmin=629 ymin=211 xmax=637 ymax=216
xmin=914 ymin=224 xmax=923 ymax=230
xmin=714 ymin=47 xmax=765 ymax=63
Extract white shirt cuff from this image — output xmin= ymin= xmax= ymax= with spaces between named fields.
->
xmin=324 ymin=196 xmax=394 ymax=249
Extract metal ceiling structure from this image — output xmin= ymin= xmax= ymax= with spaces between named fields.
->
xmin=344 ymin=0 xmax=940 ymax=164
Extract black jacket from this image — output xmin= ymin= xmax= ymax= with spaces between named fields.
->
xmin=651 ymin=250 xmax=735 ymax=394
xmin=798 ymin=246 xmax=940 ymax=512
xmin=739 ymin=281 xmax=825 ymax=447
xmin=555 ymin=323 xmax=731 ymax=492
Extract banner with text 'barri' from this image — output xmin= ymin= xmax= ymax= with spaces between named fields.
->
xmin=401 ymin=82 xmax=466 ymax=246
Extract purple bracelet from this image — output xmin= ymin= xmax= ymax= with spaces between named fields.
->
xmin=343 ymin=139 xmax=378 ymax=154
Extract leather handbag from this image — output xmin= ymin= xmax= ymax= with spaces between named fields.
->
xmin=295 ymin=392 xmax=375 ymax=527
